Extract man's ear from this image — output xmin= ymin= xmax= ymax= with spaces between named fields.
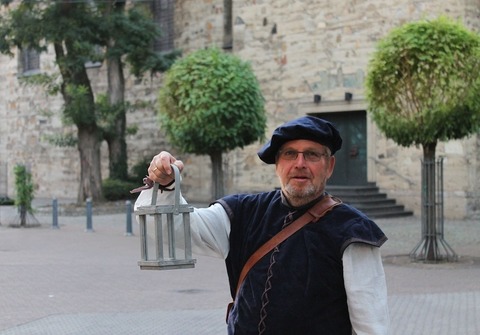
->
xmin=327 ymin=156 xmax=336 ymax=178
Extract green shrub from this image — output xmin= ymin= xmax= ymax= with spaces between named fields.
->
xmin=129 ymin=158 xmax=150 ymax=183
xmin=0 ymin=197 xmax=14 ymax=206
xmin=14 ymin=165 xmax=34 ymax=214
xmin=102 ymin=178 xmax=139 ymax=201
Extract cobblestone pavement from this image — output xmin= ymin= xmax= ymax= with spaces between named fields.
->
xmin=0 ymin=201 xmax=479 ymax=334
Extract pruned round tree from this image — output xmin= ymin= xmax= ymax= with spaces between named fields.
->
xmin=366 ymin=16 xmax=480 ymax=261
xmin=158 ymin=47 xmax=266 ymax=199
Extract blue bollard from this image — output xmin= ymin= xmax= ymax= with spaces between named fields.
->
xmin=125 ymin=200 xmax=133 ymax=236
xmin=85 ymin=198 xmax=94 ymax=232
xmin=52 ymin=198 xmax=59 ymax=229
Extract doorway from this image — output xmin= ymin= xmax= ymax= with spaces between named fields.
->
xmin=311 ymin=111 xmax=367 ymax=185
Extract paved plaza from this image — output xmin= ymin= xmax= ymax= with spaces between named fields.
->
xmin=0 ymin=200 xmax=479 ymax=334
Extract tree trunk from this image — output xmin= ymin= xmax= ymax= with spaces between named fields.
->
xmin=77 ymin=126 xmax=103 ymax=202
xmin=105 ymin=47 xmax=128 ymax=180
xmin=105 ymin=0 xmax=128 ymax=181
xmin=210 ymin=151 xmax=224 ymax=200
xmin=19 ymin=205 xmax=26 ymax=227
xmin=422 ymin=142 xmax=437 ymax=261
xmin=53 ymin=38 xmax=103 ymax=203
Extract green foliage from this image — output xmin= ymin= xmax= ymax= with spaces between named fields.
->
xmin=63 ymin=84 xmax=97 ymax=126
xmin=129 ymin=158 xmax=150 ymax=182
xmin=0 ymin=0 xmax=180 ymax=201
xmin=1 ymin=2 xmax=100 ymax=128
xmin=158 ymin=47 xmax=266 ymax=155
xmin=95 ymin=94 xmax=128 ymax=133
xmin=0 ymin=1 xmax=47 ymax=55
xmin=18 ymin=73 xmax=61 ymax=96
xmin=366 ymin=16 xmax=480 ymax=147
xmin=103 ymin=5 xmax=181 ymax=76
xmin=126 ymin=124 xmax=138 ymax=136
xmin=42 ymin=133 xmax=78 ymax=147
xmin=102 ymin=178 xmax=138 ymax=201
xmin=0 ymin=0 xmax=179 ymax=114
xmin=102 ymin=157 xmax=151 ymax=201
xmin=14 ymin=164 xmax=34 ymax=214
xmin=0 ymin=196 xmax=14 ymax=206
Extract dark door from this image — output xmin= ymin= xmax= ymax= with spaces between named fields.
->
xmin=311 ymin=111 xmax=367 ymax=185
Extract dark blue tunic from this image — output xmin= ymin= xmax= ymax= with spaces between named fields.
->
xmin=216 ymin=190 xmax=387 ymax=335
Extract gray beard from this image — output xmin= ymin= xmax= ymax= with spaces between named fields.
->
xmin=283 ymin=183 xmax=317 ymax=206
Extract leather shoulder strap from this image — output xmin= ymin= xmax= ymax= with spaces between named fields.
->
xmin=233 ymin=195 xmax=341 ymax=297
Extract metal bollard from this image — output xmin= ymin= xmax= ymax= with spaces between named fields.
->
xmin=52 ymin=198 xmax=59 ymax=229
xmin=125 ymin=200 xmax=133 ymax=236
xmin=85 ymin=198 xmax=94 ymax=232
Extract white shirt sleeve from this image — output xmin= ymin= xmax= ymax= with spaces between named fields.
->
xmin=343 ymin=243 xmax=390 ymax=335
xmin=190 ymin=203 xmax=230 ymax=258
xmin=134 ymin=188 xmax=231 ymax=259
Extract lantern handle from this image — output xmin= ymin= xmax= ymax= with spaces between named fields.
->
xmin=149 ymin=164 xmax=182 ymax=214
xmin=171 ymin=164 xmax=181 ymax=215
xmin=150 ymin=183 xmax=159 ymax=206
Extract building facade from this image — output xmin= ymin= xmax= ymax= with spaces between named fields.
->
xmin=0 ymin=0 xmax=479 ymax=219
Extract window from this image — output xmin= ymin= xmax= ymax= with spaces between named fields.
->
xmin=19 ymin=48 xmax=40 ymax=75
xmin=152 ymin=0 xmax=175 ymax=52
xmin=223 ymin=0 xmax=233 ymax=50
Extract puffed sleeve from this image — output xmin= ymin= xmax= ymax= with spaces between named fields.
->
xmin=343 ymin=243 xmax=390 ymax=335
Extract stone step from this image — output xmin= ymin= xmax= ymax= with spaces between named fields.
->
xmin=326 ymin=184 xmax=413 ymax=219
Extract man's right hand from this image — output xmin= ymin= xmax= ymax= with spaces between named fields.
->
xmin=148 ymin=151 xmax=184 ymax=186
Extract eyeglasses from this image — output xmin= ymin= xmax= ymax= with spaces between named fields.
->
xmin=277 ymin=149 xmax=330 ymax=162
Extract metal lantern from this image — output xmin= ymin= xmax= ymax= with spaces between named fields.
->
xmin=135 ymin=164 xmax=196 ymax=270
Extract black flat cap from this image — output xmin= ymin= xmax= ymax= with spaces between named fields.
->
xmin=258 ymin=115 xmax=342 ymax=164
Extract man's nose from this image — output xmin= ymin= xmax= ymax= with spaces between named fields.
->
xmin=293 ymin=152 xmax=307 ymax=165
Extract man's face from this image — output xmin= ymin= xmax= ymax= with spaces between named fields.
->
xmin=275 ymin=139 xmax=335 ymax=207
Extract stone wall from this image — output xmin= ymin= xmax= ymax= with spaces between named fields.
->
xmin=0 ymin=47 xmax=81 ymax=200
xmin=0 ymin=0 xmax=479 ymax=218
xmin=228 ymin=0 xmax=480 ymax=219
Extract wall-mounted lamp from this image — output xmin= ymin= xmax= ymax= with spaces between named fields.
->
xmin=345 ymin=92 xmax=353 ymax=101
xmin=314 ymin=94 xmax=322 ymax=104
